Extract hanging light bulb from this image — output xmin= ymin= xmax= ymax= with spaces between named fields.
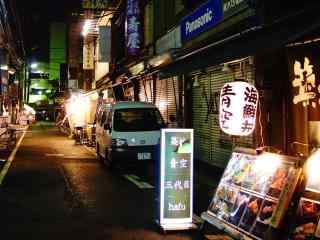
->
xmin=193 ymin=75 xmax=200 ymax=88
xmin=222 ymin=63 xmax=232 ymax=72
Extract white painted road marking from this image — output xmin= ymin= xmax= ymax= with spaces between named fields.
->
xmin=83 ymin=146 xmax=154 ymax=189
xmin=45 ymin=153 xmax=65 ymax=157
xmin=63 ymin=155 xmax=96 ymax=159
xmin=83 ymin=145 xmax=97 ymax=157
xmin=0 ymin=128 xmax=28 ymax=185
xmin=123 ymin=174 xmax=154 ymax=189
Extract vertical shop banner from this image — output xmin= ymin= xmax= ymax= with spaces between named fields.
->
xmin=99 ymin=26 xmax=111 ymax=62
xmin=83 ymin=38 xmax=94 ymax=70
xmin=160 ymin=129 xmax=194 ymax=230
xmin=126 ymin=0 xmax=141 ymax=57
xmin=287 ymin=43 xmax=320 ymax=150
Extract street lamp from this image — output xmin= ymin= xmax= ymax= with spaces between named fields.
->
xmin=31 ymin=63 xmax=38 ymax=69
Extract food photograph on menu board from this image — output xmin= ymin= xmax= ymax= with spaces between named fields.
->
xmin=206 ymin=150 xmax=300 ymax=240
xmin=289 ymin=198 xmax=320 ymax=240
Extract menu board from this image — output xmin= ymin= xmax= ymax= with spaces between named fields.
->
xmin=205 ymin=149 xmax=301 ymax=240
xmin=159 ymin=129 xmax=194 ymax=229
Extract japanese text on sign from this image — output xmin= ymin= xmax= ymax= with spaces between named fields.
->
xmin=126 ymin=0 xmax=141 ymax=56
xmin=160 ymin=129 xmax=193 ymax=225
xmin=292 ymin=57 xmax=319 ymax=108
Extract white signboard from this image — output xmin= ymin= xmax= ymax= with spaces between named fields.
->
xmin=159 ymin=128 xmax=195 ymax=230
xmin=83 ymin=38 xmax=94 ymax=69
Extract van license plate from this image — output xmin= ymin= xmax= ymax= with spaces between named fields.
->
xmin=138 ymin=152 xmax=151 ymax=160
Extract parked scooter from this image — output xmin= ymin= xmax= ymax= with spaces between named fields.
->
xmin=74 ymin=124 xmax=85 ymax=145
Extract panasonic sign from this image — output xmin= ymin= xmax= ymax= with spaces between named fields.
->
xmin=181 ymin=0 xmax=222 ymax=43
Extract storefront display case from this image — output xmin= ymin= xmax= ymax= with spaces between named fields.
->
xmin=288 ymin=149 xmax=320 ymax=240
xmin=201 ymin=148 xmax=302 ymax=240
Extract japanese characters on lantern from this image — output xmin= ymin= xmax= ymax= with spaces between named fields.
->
xmin=126 ymin=0 xmax=141 ymax=56
xmin=219 ymin=81 xmax=259 ymax=136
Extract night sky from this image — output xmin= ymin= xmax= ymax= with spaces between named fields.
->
xmin=16 ymin=0 xmax=80 ymax=61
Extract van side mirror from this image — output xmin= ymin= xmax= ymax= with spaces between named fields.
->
xmin=104 ymin=123 xmax=111 ymax=131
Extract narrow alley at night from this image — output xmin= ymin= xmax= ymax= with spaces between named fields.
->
xmin=0 ymin=0 xmax=320 ymax=239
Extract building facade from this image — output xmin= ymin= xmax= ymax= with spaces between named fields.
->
xmin=74 ymin=0 xmax=320 ymax=168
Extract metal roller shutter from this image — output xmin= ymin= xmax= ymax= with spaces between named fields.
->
xmin=139 ymin=75 xmax=154 ymax=103
xmin=192 ymin=58 xmax=256 ymax=168
xmin=155 ymin=76 xmax=179 ymax=123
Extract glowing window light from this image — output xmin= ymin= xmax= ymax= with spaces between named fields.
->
xmin=82 ymin=19 xmax=91 ymax=36
xmin=159 ymin=100 xmax=167 ymax=110
xmin=219 ymin=81 xmax=259 ymax=136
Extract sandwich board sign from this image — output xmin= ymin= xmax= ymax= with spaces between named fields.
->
xmin=158 ymin=128 xmax=196 ymax=231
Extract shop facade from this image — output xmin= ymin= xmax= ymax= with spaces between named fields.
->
xmin=95 ymin=0 xmax=320 ymax=169
xmin=190 ymin=57 xmax=256 ymax=168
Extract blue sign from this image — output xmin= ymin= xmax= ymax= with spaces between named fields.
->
xmin=126 ymin=0 xmax=141 ymax=56
xmin=180 ymin=0 xmax=222 ymax=43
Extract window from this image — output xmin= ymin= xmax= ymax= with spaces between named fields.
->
xmin=113 ymin=108 xmax=165 ymax=131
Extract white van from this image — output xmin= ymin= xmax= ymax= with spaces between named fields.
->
xmin=95 ymin=101 xmax=165 ymax=168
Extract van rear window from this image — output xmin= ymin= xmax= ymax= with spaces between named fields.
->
xmin=113 ymin=108 xmax=164 ymax=131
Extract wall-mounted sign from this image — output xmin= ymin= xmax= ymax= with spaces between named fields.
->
xmin=292 ymin=57 xmax=317 ymax=108
xmin=156 ymin=26 xmax=181 ymax=55
xmin=126 ymin=0 xmax=141 ymax=57
xmin=219 ymin=81 xmax=258 ymax=136
xmin=99 ymin=26 xmax=111 ymax=62
xmin=83 ymin=38 xmax=94 ymax=70
xmin=159 ymin=129 xmax=195 ymax=230
xmin=82 ymin=0 xmax=109 ymax=9
xmin=222 ymin=0 xmax=249 ymax=19
xmin=180 ymin=0 xmax=222 ymax=43
xmin=68 ymin=79 xmax=78 ymax=89
xmin=180 ymin=0 xmax=252 ymax=43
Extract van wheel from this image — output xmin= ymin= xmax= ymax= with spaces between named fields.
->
xmin=105 ymin=149 xmax=114 ymax=170
xmin=96 ymin=144 xmax=103 ymax=162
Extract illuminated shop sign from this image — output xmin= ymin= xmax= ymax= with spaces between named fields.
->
xmin=219 ymin=81 xmax=259 ymax=136
xmin=159 ymin=129 xmax=194 ymax=230
xmin=126 ymin=0 xmax=141 ymax=56
xmin=180 ymin=0 xmax=251 ymax=43
xmin=180 ymin=0 xmax=222 ymax=43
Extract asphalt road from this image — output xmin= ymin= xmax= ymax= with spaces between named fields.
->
xmin=0 ymin=122 xmax=221 ymax=240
